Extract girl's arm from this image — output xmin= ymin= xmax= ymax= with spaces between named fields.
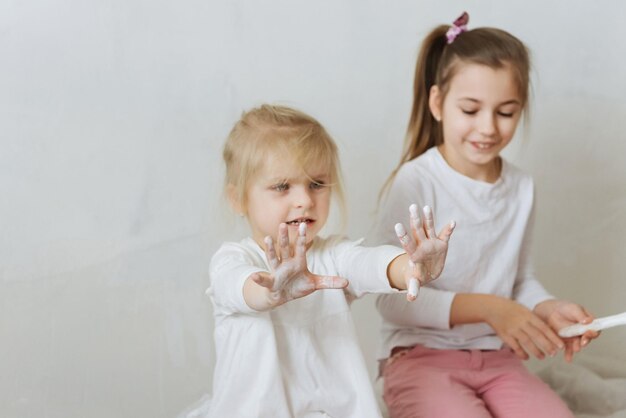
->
xmin=376 ymin=293 xmax=565 ymax=360
xmin=450 ymin=294 xmax=564 ymax=360
xmin=243 ymin=222 xmax=348 ymax=311
xmin=375 ymin=290 xmax=565 ymax=360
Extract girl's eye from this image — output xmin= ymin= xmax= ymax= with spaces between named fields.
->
xmin=310 ymin=181 xmax=326 ymax=190
xmin=272 ymin=183 xmax=289 ymax=192
xmin=461 ymin=109 xmax=478 ymax=115
xmin=498 ymin=111 xmax=515 ymax=118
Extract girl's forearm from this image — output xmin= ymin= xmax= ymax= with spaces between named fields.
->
xmin=386 ymin=253 xmax=409 ymax=290
xmin=450 ymin=293 xmax=505 ymax=326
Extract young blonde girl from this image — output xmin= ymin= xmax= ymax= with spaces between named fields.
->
xmin=207 ymin=104 xmax=455 ymax=417
xmin=369 ymin=13 xmax=600 ymax=418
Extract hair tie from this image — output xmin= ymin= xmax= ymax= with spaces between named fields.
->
xmin=446 ymin=12 xmax=469 ymax=44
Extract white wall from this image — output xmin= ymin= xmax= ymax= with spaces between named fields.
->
xmin=1 ymin=1 xmax=625 ymax=417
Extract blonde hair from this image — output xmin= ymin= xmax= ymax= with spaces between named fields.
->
xmin=223 ymin=104 xmax=346 ymax=221
xmin=380 ymin=25 xmax=531 ymax=199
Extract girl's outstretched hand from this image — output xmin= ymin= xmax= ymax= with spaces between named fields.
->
xmin=394 ymin=204 xmax=455 ymax=300
xmin=534 ymin=299 xmax=600 ymax=362
xmin=251 ymin=222 xmax=348 ymax=309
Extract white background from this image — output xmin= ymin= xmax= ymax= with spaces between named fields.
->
xmin=1 ymin=1 xmax=625 ymax=417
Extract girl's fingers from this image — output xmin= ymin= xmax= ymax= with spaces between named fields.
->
xmin=504 ymin=336 xmax=528 ymax=360
xmin=278 ymin=223 xmax=290 ymax=261
xmin=313 ymin=274 xmax=349 ymax=290
xmin=581 ymin=306 xmax=594 ymax=321
xmin=564 ymin=341 xmax=574 ymax=363
xmin=581 ymin=329 xmax=599 ymax=347
xmin=411 ymin=261 xmax=427 ymax=285
xmin=532 ymin=317 xmax=565 ymax=352
xmin=251 ymin=272 xmax=274 ymax=289
xmin=406 ymin=277 xmax=419 ymax=301
xmin=526 ymin=322 xmax=559 ymax=357
xmin=295 ymin=222 xmax=307 ymax=260
xmin=264 ymin=236 xmax=280 ymax=270
xmin=573 ymin=307 xmax=594 ymax=325
xmin=422 ymin=206 xmax=436 ymax=238
xmin=437 ymin=220 xmax=456 ymax=243
xmin=409 ymin=204 xmax=427 ymax=243
xmin=568 ymin=304 xmax=593 ymax=324
xmin=517 ymin=332 xmax=545 ymax=360
xmin=564 ymin=338 xmax=581 ymax=362
xmin=395 ymin=223 xmax=417 ymax=255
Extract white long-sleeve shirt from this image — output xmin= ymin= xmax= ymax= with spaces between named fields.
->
xmin=207 ymin=235 xmax=404 ymax=418
xmin=368 ymin=147 xmax=553 ymax=359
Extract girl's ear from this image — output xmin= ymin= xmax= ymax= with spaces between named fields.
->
xmin=429 ymin=85 xmax=443 ymax=122
xmin=227 ymin=184 xmax=245 ymax=216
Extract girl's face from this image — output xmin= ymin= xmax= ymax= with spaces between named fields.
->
xmin=430 ymin=62 xmax=523 ymax=182
xmin=243 ymin=151 xmax=331 ymax=249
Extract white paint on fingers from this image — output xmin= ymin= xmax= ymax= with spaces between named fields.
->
xmin=408 ymin=278 xmax=419 ymax=299
xmin=395 ymin=223 xmax=409 ymax=245
xmin=409 ymin=204 xmax=420 ymax=224
xmin=264 ymin=236 xmax=279 ymax=269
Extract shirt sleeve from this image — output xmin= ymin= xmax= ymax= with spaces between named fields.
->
xmin=368 ymin=163 xmax=458 ymax=330
xmin=376 ymin=287 xmax=456 ymax=330
xmin=331 ymin=238 xmax=405 ymax=299
xmin=208 ymin=243 xmax=268 ymax=316
xmin=512 ymin=191 xmax=554 ymax=309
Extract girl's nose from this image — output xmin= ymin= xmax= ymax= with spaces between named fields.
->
xmin=478 ymin=113 xmax=497 ymax=136
xmin=293 ymin=187 xmax=314 ymax=208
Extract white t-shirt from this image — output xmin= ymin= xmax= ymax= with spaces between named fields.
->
xmin=207 ymin=235 xmax=404 ymax=418
xmin=368 ymin=147 xmax=553 ymax=359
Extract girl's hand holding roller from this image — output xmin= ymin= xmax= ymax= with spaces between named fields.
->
xmin=534 ymin=299 xmax=600 ymax=362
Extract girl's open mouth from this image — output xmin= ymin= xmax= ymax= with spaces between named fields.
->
xmin=286 ymin=218 xmax=314 ymax=226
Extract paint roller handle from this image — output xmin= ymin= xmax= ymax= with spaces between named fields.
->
xmin=558 ymin=311 xmax=626 ymax=338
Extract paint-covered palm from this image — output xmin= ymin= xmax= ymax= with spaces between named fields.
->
xmin=395 ymin=204 xmax=455 ymax=286
xmin=251 ymin=222 xmax=348 ymax=308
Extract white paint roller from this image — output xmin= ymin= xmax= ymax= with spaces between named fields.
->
xmin=558 ymin=311 xmax=626 ymax=338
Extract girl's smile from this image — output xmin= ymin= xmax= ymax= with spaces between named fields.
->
xmin=468 ymin=140 xmax=500 ymax=150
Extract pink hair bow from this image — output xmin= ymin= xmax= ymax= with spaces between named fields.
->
xmin=446 ymin=12 xmax=469 ymax=44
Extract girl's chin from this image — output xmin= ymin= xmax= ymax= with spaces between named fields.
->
xmin=465 ymin=147 xmax=501 ymax=162
xmin=462 ymin=151 xmax=498 ymax=166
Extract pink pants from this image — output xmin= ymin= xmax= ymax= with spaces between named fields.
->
xmin=382 ymin=345 xmax=573 ymax=418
